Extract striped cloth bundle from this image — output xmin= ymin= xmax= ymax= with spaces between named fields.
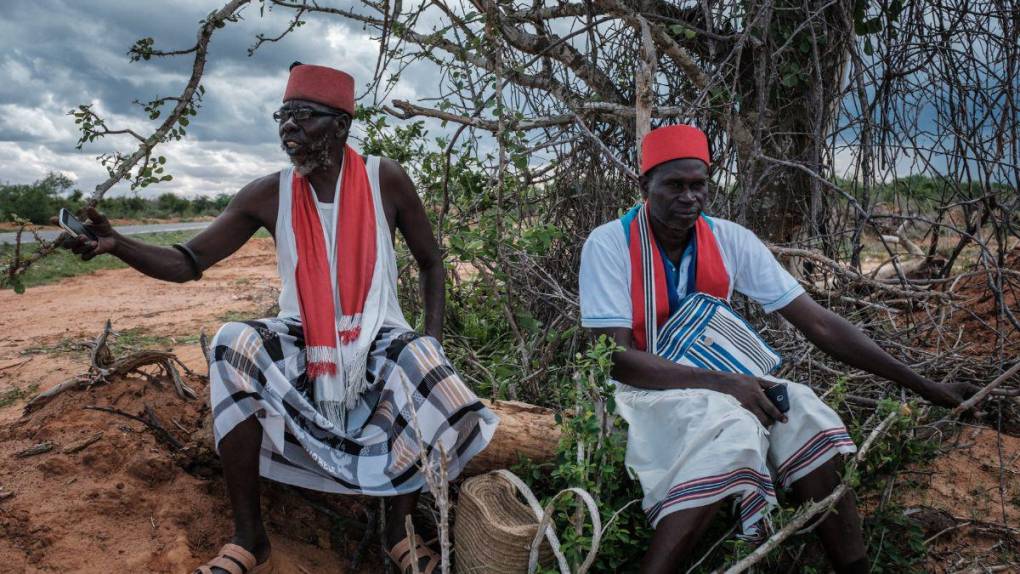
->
xmin=656 ymin=292 xmax=781 ymax=377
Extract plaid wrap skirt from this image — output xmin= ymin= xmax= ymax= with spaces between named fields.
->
xmin=209 ymin=318 xmax=499 ymax=495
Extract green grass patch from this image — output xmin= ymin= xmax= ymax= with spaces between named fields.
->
xmin=107 ymin=327 xmax=200 ymax=354
xmin=217 ymin=310 xmax=253 ymax=324
xmin=20 ymin=337 xmax=84 ymax=356
xmin=0 ymin=383 xmax=39 ymax=408
xmin=107 ymin=327 xmax=177 ymax=354
xmin=3 ymin=229 xmax=203 ymax=290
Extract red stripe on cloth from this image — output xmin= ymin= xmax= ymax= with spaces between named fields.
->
xmin=776 ymin=428 xmax=855 ymax=486
xmin=694 ymin=216 xmax=729 ymax=298
xmin=648 ymin=467 xmax=776 ymax=524
xmin=292 ymin=146 xmax=376 ymax=377
xmin=775 ymin=428 xmax=851 ymax=477
xmin=628 ymin=205 xmax=728 ymax=351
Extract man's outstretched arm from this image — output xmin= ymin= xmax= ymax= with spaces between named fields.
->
xmin=778 ymin=293 xmax=977 ymax=407
xmin=381 ymin=159 xmax=445 ymax=341
xmin=61 ymin=176 xmax=271 ymax=283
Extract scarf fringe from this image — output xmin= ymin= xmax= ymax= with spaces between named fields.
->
xmin=337 ymin=314 xmax=363 ymax=344
xmin=342 ymin=348 xmax=370 ymax=411
xmin=306 ymin=346 xmax=338 ymax=378
xmin=315 ymin=348 xmax=371 ymax=431
xmin=338 ymin=328 xmax=360 ymax=344
xmin=316 ymin=400 xmax=347 ymax=430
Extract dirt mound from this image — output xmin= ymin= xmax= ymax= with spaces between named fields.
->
xmin=895 ymin=426 xmax=1020 ymax=573
xmin=0 ymin=368 xmax=374 ymax=573
xmin=927 ymin=246 xmax=1020 ymax=357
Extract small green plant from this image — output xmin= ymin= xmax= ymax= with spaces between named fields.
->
xmin=216 ymin=310 xmax=253 ymax=324
xmin=108 ymin=327 xmax=178 ymax=354
xmin=517 ymin=335 xmax=651 ymax=574
xmin=0 ymin=383 xmax=39 ymax=408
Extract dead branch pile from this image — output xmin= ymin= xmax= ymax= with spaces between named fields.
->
xmin=23 ymin=319 xmax=197 ymax=415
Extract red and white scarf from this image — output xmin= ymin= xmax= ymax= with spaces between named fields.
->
xmin=292 ymin=145 xmax=385 ymax=428
xmin=629 ymin=203 xmax=729 ymax=352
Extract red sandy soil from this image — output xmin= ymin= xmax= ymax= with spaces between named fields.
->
xmin=899 ymin=244 xmax=1020 ymax=359
xmin=893 ymin=426 xmax=1020 ymax=573
xmin=0 ymin=236 xmax=1016 ymax=572
xmin=0 ymin=239 xmax=374 ymax=573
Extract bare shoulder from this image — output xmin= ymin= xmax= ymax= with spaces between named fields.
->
xmin=377 ymin=157 xmax=416 ymax=198
xmin=230 ymin=171 xmax=281 ymax=228
xmin=233 ymin=171 xmax=281 ymax=206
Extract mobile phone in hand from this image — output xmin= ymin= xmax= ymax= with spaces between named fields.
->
xmin=764 ymin=382 xmax=791 ymax=413
xmin=58 ymin=208 xmax=98 ymax=242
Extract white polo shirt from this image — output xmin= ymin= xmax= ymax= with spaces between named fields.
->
xmin=579 ymin=216 xmax=804 ymax=329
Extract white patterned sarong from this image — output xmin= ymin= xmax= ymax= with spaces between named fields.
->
xmin=617 ymin=295 xmax=856 ymax=539
xmin=209 ymin=318 xmax=499 ymax=495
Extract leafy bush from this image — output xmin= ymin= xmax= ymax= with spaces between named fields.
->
xmin=0 ymin=172 xmax=234 ymax=224
xmin=0 ymin=173 xmax=74 ymax=224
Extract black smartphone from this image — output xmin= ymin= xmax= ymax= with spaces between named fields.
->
xmin=58 ymin=208 xmax=98 ymax=242
xmin=764 ymin=382 xmax=791 ymax=413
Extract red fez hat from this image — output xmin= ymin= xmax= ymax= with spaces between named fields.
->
xmin=640 ymin=124 xmax=710 ymax=175
xmin=283 ymin=64 xmax=355 ymax=115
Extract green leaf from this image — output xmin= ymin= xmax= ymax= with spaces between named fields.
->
xmin=12 ymin=276 xmax=25 ymax=295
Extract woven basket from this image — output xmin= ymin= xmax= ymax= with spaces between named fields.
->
xmin=454 ymin=471 xmax=555 ymax=573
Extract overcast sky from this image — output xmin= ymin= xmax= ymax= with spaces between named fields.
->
xmin=2 ymin=1 xmax=1009 ymax=200
xmin=0 ymin=0 xmax=439 ymax=198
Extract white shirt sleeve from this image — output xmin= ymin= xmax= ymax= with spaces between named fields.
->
xmin=579 ymin=223 xmax=632 ymax=328
xmin=724 ymin=222 xmax=805 ymax=313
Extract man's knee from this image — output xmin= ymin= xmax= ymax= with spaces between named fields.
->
xmin=212 ymin=321 xmax=260 ymax=353
xmin=393 ymin=331 xmax=444 ymax=361
xmin=704 ymin=390 xmax=763 ymax=431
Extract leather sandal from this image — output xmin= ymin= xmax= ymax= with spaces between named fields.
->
xmin=388 ymin=534 xmax=440 ymax=574
xmin=192 ymin=543 xmax=274 ymax=574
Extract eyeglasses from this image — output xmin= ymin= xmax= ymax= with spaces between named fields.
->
xmin=272 ymin=107 xmax=344 ymax=123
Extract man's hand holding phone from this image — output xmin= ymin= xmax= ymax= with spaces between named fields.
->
xmin=56 ymin=207 xmax=117 ymax=261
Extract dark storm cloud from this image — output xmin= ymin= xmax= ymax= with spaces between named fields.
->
xmin=0 ymin=0 xmax=430 ymax=197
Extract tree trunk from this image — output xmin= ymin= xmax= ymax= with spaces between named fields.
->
xmin=463 ymin=399 xmax=560 ymax=475
xmin=736 ymin=0 xmax=855 ymax=243
xmin=198 ymin=399 xmax=561 ymax=476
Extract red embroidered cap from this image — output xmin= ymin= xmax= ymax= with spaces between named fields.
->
xmin=640 ymin=124 xmax=710 ymax=174
xmin=283 ymin=64 xmax=355 ymax=115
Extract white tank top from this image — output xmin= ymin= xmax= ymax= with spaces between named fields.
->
xmin=275 ymin=156 xmax=411 ymax=330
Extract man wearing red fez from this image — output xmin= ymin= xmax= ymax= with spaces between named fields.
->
xmin=578 ymin=124 xmax=976 ymax=573
xmin=60 ymin=62 xmax=498 ymax=574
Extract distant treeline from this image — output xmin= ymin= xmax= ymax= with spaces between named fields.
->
xmin=1 ymin=172 xmax=233 ymax=225
xmin=3 ymin=171 xmax=1010 ymax=227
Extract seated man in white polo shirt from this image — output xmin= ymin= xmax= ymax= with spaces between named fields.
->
xmin=578 ymin=124 xmax=976 ymax=574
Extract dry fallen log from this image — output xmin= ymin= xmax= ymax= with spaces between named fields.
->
xmin=85 ymin=405 xmax=184 ymax=451
xmin=62 ymin=432 xmax=104 ymax=454
xmin=464 ymin=399 xmax=560 ymax=475
xmin=197 ymin=398 xmax=561 ymax=475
